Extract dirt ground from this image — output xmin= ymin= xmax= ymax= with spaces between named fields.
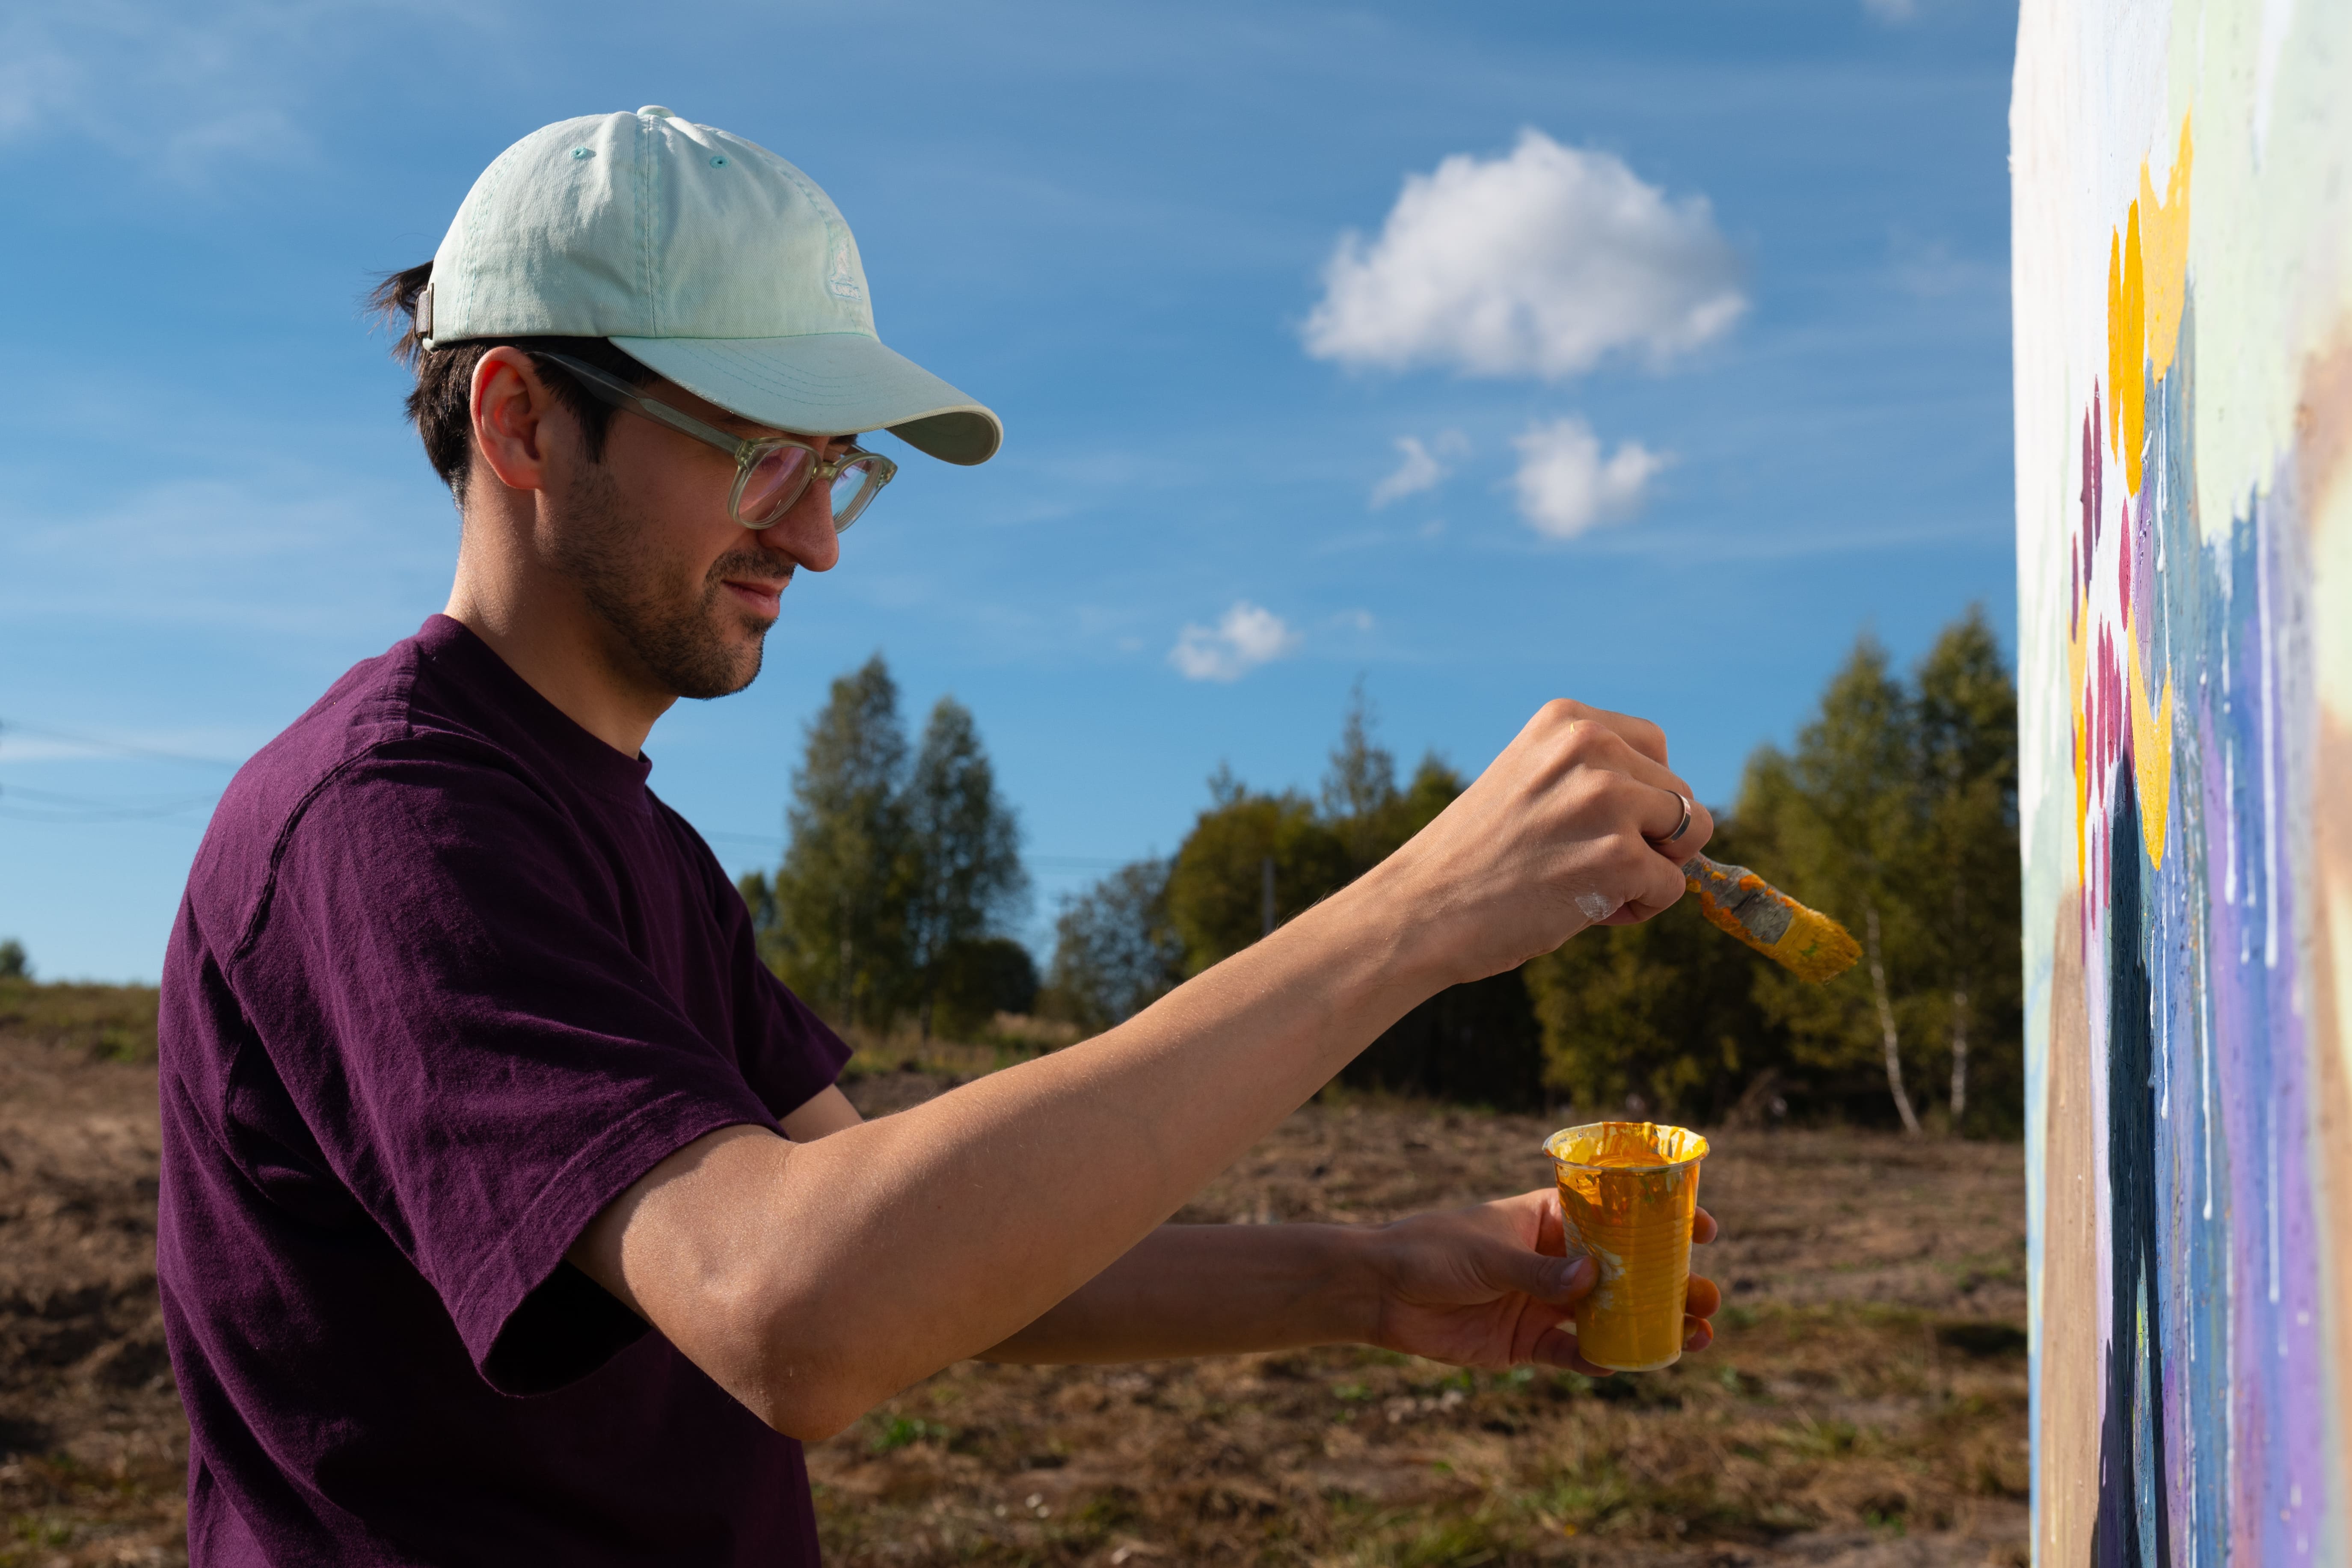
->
xmin=0 ymin=1032 xmax=2028 ymax=1568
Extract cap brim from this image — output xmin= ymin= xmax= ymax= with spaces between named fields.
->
xmin=611 ymin=333 xmax=1002 ymax=465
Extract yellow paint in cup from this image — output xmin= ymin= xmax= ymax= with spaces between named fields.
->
xmin=1542 ymin=1121 xmax=1710 ymax=1372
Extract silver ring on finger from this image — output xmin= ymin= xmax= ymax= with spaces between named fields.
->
xmin=1657 ymin=791 xmax=1693 ymax=844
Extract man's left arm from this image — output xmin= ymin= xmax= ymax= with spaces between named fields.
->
xmin=979 ymin=1191 xmax=1720 ymax=1377
xmin=774 ymin=1086 xmax=1719 ymax=1375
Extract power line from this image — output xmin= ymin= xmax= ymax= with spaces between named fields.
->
xmin=0 ymin=717 xmax=239 ymax=827
xmin=0 ymin=783 xmax=222 ymax=824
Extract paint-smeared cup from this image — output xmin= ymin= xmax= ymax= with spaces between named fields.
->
xmin=1542 ymin=1121 xmax=1710 ymax=1372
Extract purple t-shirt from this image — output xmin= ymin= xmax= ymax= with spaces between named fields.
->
xmin=156 ymin=615 xmax=849 ymax=1566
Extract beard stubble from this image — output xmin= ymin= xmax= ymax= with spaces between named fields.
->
xmin=550 ymin=459 xmax=785 ymax=701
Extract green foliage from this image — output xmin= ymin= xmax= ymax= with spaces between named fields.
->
xmin=1738 ymin=638 xmax=1932 ymax=1129
xmin=0 ymin=939 xmax=25 ymax=980
xmin=931 ymin=936 xmax=1040 ymax=1041
xmin=764 ymin=655 xmax=914 ymax=1028
xmin=902 ymin=696 xmax=1029 ymax=1038
xmin=1093 ymin=685 xmax=1540 ymax=1106
xmin=1038 ymin=858 xmax=1184 ymax=1033
xmin=1524 ymin=820 xmax=1788 ymax=1123
xmin=1912 ymin=608 xmax=2024 ymax=1134
xmin=1732 ymin=609 xmax=2023 ymax=1134
xmin=749 ymin=655 xmax=1026 ymax=1037
xmin=1165 ymin=783 xmax=1349 ymax=974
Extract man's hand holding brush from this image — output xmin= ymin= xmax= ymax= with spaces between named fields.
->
xmin=1356 ymin=697 xmax=1718 ymax=987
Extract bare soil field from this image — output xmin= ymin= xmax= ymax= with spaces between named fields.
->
xmin=1 ymin=1026 xmax=2027 ymax=1568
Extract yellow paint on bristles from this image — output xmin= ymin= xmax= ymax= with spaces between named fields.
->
xmin=1683 ymin=862 xmax=1862 ymax=984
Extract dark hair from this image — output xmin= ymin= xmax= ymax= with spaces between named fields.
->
xmin=368 ymin=262 xmax=658 ymax=505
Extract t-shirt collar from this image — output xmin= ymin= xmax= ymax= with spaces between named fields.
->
xmin=416 ymin=615 xmax=657 ymax=800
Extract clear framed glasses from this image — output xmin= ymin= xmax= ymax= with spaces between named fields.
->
xmin=534 ymin=352 xmax=896 ymax=531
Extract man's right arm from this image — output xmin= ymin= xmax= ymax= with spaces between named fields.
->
xmin=566 ymin=701 xmax=1713 ymax=1441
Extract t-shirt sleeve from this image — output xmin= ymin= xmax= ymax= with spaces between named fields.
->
xmin=226 ymin=741 xmax=783 ymax=1396
xmin=679 ymin=813 xmax=851 ymax=1121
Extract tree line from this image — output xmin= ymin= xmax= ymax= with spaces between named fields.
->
xmin=746 ymin=608 xmax=2020 ymax=1134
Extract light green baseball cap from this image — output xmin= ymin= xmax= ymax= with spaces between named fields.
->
xmin=418 ymin=106 xmax=1000 ymax=465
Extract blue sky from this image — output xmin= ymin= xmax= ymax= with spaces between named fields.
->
xmin=0 ymin=0 xmax=2017 ymax=982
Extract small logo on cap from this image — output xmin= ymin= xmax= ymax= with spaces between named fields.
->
xmin=826 ymin=237 xmax=863 ymax=302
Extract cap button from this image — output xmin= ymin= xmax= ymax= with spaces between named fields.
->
xmin=637 ymin=105 xmax=675 ymax=118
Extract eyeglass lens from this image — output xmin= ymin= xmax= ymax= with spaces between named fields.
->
xmin=738 ymin=446 xmax=819 ymax=525
xmin=737 ymin=448 xmax=887 ymax=531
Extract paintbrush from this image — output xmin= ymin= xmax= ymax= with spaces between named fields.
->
xmin=1680 ymin=854 xmax=1860 ymax=983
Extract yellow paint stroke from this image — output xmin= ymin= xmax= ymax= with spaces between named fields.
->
xmin=2138 ymin=116 xmax=2192 ymax=385
xmin=2074 ymin=112 xmax=2191 ymax=883
xmin=2108 ymin=228 xmax=2126 ymax=459
xmin=2109 ymin=201 xmax=2147 ymax=495
xmin=2128 ymin=629 xmax=2175 ymax=867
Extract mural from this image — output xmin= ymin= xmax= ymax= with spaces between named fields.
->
xmin=2014 ymin=0 xmax=2352 ymax=1562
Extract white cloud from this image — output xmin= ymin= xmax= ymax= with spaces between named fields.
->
xmin=1863 ymin=0 xmax=1920 ymax=20
xmin=1332 ymin=608 xmax=1377 ymax=633
xmin=1303 ymin=130 xmax=1745 ymax=381
xmin=1510 ymin=418 xmax=1668 ymax=540
xmin=1169 ymin=602 xmax=1302 ymax=682
xmin=1369 ymin=430 xmax=1470 ymax=508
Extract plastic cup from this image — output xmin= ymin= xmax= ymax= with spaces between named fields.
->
xmin=1542 ymin=1121 xmax=1710 ymax=1372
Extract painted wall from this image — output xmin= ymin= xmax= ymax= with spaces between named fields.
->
xmin=2014 ymin=0 xmax=2352 ymax=1562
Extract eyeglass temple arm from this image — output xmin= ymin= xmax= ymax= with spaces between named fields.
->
xmin=534 ymin=352 xmax=750 ymax=456
xmin=538 ymin=352 xmax=880 ymax=480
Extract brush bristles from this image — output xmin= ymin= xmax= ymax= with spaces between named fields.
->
xmin=1767 ymin=905 xmax=1863 ymax=983
xmin=1684 ymin=867 xmax=1862 ymax=983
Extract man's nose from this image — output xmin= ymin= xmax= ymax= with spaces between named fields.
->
xmin=756 ymin=485 xmax=841 ymax=573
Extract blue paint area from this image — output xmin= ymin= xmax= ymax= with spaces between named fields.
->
xmin=2067 ymin=290 xmax=2331 ymax=1563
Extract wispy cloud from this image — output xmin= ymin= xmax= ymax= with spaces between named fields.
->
xmin=0 ymin=0 xmax=483 ymax=187
xmin=0 ymin=724 xmax=249 ymax=767
xmin=1369 ymin=430 xmax=1470 ymax=508
xmin=1510 ymin=417 xmax=1668 ymax=540
xmin=1862 ymin=0 xmax=1920 ymax=21
xmin=1169 ymin=602 xmax=1302 ymax=682
xmin=0 ymin=462 xmax=449 ymax=635
xmin=1303 ymin=129 xmax=1745 ymax=381
xmin=1886 ymin=228 xmax=2001 ymax=299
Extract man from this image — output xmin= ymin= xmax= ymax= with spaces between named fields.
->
xmin=157 ymin=107 xmax=1720 ymax=1565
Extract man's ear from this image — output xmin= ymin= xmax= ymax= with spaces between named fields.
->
xmin=470 ymin=347 xmax=570 ymax=498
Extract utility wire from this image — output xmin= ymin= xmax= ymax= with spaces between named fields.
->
xmin=0 ymin=720 xmax=1142 ymax=863
xmin=0 ymin=783 xmax=222 ymax=822
xmin=0 ymin=717 xmax=237 ymax=825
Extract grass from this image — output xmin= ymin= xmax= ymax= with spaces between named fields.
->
xmin=811 ymin=1299 xmax=2030 ymax=1565
xmin=0 ymin=979 xmax=158 ymax=1063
